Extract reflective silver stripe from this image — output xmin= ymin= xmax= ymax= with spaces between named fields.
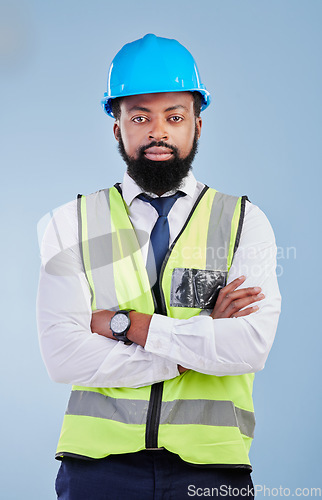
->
xmin=160 ymin=399 xmax=255 ymax=438
xmin=66 ymin=391 xmax=255 ymax=438
xmin=66 ymin=390 xmax=149 ymax=425
xmin=79 ymin=189 xmax=150 ymax=310
xmin=235 ymin=406 xmax=255 ymax=439
xmin=160 ymin=399 xmax=236 ymax=426
xmin=206 ymin=191 xmax=240 ymax=271
xmin=83 ymin=189 xmax=119 ymax=310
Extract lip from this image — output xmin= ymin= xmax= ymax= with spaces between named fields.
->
xmin=144 ymin=146 xmax=173 ymax=162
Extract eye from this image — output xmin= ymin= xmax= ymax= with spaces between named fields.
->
xmin=169 ymin=115 xmax=183 ymax=123
xmin=132 ymin=116 xmax=148 ymax=123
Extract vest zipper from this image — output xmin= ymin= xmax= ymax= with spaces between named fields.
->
xmin=145 ymin=186 xmax=209 ymax=449
xmin=145 ymin=279 xmax=165 ymax=449
xmin=145 ymin=381 xmax=164 ymax=448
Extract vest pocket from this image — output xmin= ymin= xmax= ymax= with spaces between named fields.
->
xmin=170 ymin=268 xmax=227 ymax=309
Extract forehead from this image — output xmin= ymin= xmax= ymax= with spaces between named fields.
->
xmin=120 ymin=91 xmax=194 ymax=113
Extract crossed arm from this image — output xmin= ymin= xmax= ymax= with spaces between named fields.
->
xmin=90 ymin=276 xmax=265 ymax=372
xmin=37 ymin=199 xmax=281 ymax=387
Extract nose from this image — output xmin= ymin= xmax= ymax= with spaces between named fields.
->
xmin=148 ymin=117 xmax=169 ymax=142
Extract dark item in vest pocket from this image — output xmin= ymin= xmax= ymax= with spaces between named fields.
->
xmin=170 ymin=268 xmax=227 ymax=309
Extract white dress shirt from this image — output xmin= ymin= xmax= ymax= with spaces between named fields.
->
xmin=37 ymin=171 xmax=281 ymax=388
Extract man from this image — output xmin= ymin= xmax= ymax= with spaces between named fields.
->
xmin=37 ymin=34 xmax=281 ymax=499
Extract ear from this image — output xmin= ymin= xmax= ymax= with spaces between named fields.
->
xmin=113 ymin=122 xmax=120 ymax=142
xmin=195 ymin=117 xmax=202 ymax=139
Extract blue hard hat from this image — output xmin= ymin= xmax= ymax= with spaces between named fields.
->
xmin=101 ymin=34 xmax=211 ymax=118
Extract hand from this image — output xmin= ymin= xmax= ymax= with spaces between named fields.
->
xmin=210 ymin=276 xmax=265 ymax=319
xmin=178 ymin=365 xmax=189 ymax=374
xmin=91 ymin=309 xmax=114 ymax=338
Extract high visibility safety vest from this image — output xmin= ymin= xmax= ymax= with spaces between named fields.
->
xmin=56 ymin=185 xmax=255 ymax=468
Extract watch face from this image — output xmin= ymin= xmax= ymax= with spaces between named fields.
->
xmin=111 ymin=313 xmax=129 ymax=334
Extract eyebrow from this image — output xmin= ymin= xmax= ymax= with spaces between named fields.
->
xmin=164 ymin=105 xmax=189 ymax=112
xmin=127 ymin=104 xmax=189 ymax=113
xmin=127 ymin=106 xmax=151 ymax=113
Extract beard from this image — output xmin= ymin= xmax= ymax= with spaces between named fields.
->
xmin=117 ymin=128 xmax=199 ymax=194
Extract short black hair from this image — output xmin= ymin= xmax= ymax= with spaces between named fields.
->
xmin=191 ymin=91 xmax=203 ymax=118
xmin=111 ymin=97 xmax=122 ymax=120
xmin=111 ymin=91 xmax=203 ymax=120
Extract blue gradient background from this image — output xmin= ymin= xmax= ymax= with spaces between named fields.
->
xmin=1 ymin=0 xmax=321 ymax=498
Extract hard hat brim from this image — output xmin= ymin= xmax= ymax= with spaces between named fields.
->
xmin=101 ymin=88 xmax=211 ymax=118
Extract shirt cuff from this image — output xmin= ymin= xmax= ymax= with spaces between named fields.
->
xmin=145 ymin=314 xmax=177 ymax=360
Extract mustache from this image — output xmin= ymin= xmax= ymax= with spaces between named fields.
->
xmin=137 ymin=141 xmax=179 ymax=156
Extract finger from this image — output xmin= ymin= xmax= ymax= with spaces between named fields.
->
xmin=214 ymin=293 xmax=264 ymax=318
xmin=226 ymin=293 xmax=265 ymax=314
xmin=232 ymin=305 xmax=259 ymax=318
xmin=210 ymin=301 xmax=260 ymax=319
xmin=216 ymin=276 xmax=246 ymax=306
xmin=218 ymin=288 xmax=263 ymax=314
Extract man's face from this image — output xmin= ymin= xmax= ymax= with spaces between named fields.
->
xmin=113 ymin=92 xmax=202 ymax=194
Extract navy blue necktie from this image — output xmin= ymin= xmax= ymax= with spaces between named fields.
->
xmin=138 ymin=191 xmax=185 ymax=311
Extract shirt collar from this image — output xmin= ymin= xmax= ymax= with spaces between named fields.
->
xmin=121 ymin=170 xmax=197 ymax=206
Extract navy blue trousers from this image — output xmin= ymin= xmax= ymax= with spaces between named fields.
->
xmin=55 ymin=450 xmax=254 ymax=499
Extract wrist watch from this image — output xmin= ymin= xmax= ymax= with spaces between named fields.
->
xmin=110 ymin=310 xmax=133 ymax=345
